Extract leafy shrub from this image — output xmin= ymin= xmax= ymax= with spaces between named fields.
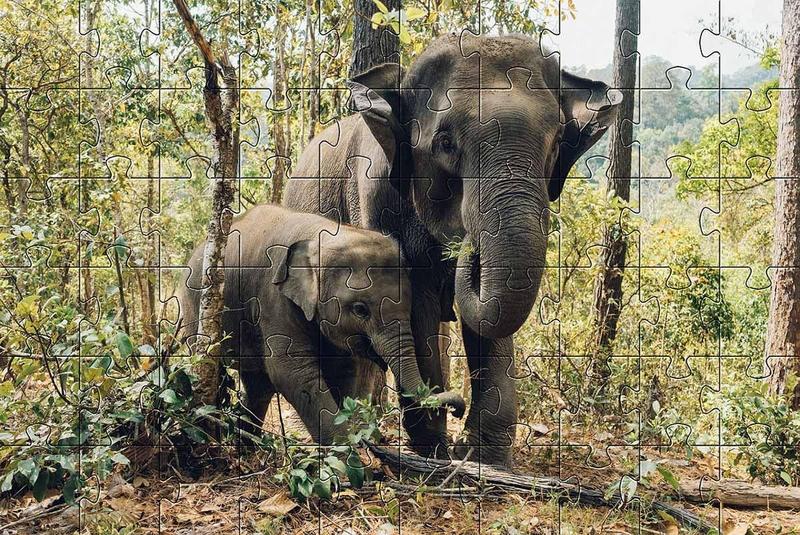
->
xmin=276 ymin=397 xmax=379 ymax=500
xmin=726 ymin=384 xmax=800 ymax=485
xmin=0 ymin=329 xmax=244 ymax=504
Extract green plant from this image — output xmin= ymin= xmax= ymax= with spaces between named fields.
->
xmin=726 ymin=384 xmax=800 ymax=485
xmin=276 ymin=397 xmax=380 ymax=500
xmin=441 ymin=235 xmax=475 ymax=261
xmin=0 ymin=328 xmax=251 ymax=505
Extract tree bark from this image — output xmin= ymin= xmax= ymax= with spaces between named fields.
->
xmin=12 ymin=103 xmax=29 ymax=215
xmin=592 ymin=0 xmax=639 ymax=361
xmin=349 ymin=0 xmax=400 ymax=78
xmin=173 ymin=0 xmax=239 ymax=410
xmin=367 ymin=443 xmax=712 ymax=533
xmin=271 ymin=6 xmax=287 ymax=204
xmin=678 ymin=478 xmax=800 ymax=509
xmin=113 ymin=236 xmax=131 ymax=336
xmin=306 ymin=0 xmax=319 ymax=143
xmin=139 ymin=0 xmax=157 ymax=346
xmin=765 ymin=0 xmax=800 ymax=409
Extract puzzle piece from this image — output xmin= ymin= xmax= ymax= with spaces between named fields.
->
xmin=2 ymin=0 xmax=799 ymax=533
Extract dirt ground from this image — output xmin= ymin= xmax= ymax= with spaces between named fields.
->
xmin=1 ymin=399 xmax=798 ymax=535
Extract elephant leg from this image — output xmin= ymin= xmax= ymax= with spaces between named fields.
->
xmin=232 ymin=321 xmax=275 ymax=440
xmin=238 ymin=360 xmax=275 ymax=439
xmin=456 ymin=322 xmax=517 ymax=466
xmin=265 ymin=354 xmax=342 ymax=445
xmin=401 ymin=281 xmax=449 ymax=458
xmin=319 ymin=339 xmax=385 ymax=407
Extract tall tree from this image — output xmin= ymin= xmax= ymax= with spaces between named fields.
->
xmin=765 ymin=0 xmax=800 ymax=409
xmin=305 ymin=0 xmax=319 ymax=143
xmin=349 ymin=0 xmax=400 ymax=78
xmin=271 ymin=5 xmax=288 ymax=204
xmin=173 ymin=0 xmax=240 ymax=411
xmin=592 ymin=0 xmax=639 ymax=361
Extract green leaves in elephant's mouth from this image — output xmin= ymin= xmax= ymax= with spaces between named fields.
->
xmin=441 ymin=234 xmax=475 ymax=261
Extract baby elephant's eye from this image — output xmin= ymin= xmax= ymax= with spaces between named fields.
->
xmin=440 ymin=135 xmax=453 ymax=152
xmin=351 ymin=302 xmax=370 ymax=319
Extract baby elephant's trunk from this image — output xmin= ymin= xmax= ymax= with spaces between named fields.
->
xmin=374 ymin=321 xmax=466 ymax=418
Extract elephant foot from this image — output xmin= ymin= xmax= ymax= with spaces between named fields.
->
xmin=453 ymin=435 xmax=513 ymax=467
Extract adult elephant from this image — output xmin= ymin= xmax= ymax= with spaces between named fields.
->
xmin=285 ymin=33 xmax=619 ymax=465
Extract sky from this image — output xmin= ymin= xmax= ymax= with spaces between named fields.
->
xmin=551 ymin=0 xmax=783 ymax=74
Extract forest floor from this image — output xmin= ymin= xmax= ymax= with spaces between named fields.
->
xmin=1 ymin=401 xmax=798 ymax=535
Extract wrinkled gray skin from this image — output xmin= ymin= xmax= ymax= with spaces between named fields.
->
xmin=179 ymin=205 xmax=465 ymax=444
xmin=285 ymin=34 xmax=619 ymax=464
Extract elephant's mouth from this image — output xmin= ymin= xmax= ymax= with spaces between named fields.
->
xmin=365 ymin=344 xmax=389 ymax=372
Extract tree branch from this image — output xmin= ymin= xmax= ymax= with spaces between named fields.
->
xmin=172 ymin=0 xmax=218 ymax=68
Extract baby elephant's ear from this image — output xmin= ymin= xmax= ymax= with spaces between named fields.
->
xmin=271 ymin=240 xmax=319 ymax=322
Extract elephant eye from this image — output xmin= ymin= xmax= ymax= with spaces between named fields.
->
xmin=351 ymin=302 xmax=370 ymax=319
xmin=435 ymin=131 xmax=455 ymax=154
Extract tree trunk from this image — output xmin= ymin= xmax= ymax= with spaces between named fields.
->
xmin=306 ymin=0 xmax=319 ymax=143
xmin=140 ymin=0 xmax=157 ymax=346
xmin=592 ymin=0 xmax=639 ymax=366
xmin=678 ymin=478 xmax=800 ymax=509
xmin=270 ymin=6 xmax=287 ymax=204
xmin=349 ymin=0 xmax=400 ymax=78
xmin=139 ymin=154 xmax=157 ymax=346
xmin=765 ymin=0 xmax=800 ymax=409
xmin=193 ymin=58 xmax=239 ymax=409
xmin=173 ymin=0 xmax=240 ymax=411
xmin=113 ymin=236 xmax=131 ymax=336
xmin=2 ymin=143 xmax=13 ymax=210
xmin=12 ymin=103 xmax=29 ymax=215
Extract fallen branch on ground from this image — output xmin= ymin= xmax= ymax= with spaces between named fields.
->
xmin=679 ymin=478 xmax=800 ymax=509
xmin=366 ymin=443 xmax=715 ymax=533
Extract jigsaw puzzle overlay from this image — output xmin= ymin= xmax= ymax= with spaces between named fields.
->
xmin=1 ymin=0 xmax=799 ymax=533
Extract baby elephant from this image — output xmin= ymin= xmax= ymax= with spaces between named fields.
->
xmin=179 ymin=205 xmax=465 ymax=444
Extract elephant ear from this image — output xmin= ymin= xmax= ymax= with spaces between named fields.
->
xmin=271 ymin=240 xmax=319 ymax=322
xmin=347 ymin=62 xmax=406 ymax=173
xmin=550 ymin=71 xmax=622 ymax=201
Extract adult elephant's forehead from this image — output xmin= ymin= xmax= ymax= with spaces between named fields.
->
xmin=404 ymin=33 xmax=561 ymax=97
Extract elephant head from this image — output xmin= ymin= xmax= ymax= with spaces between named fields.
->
xmin=271 ymin=231 xmax=465 ymax=417
xmin=348 ymin=34 xmax=620 ymax=339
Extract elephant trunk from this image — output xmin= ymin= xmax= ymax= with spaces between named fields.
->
xmin=455 ymin=170 xmax=549 ymax=340
xmin=373 ymin=321 xmax=426 ymax=397
xmin=373 ymin=321 xmax=465 ymax=416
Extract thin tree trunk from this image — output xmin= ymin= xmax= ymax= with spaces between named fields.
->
xmin=113 ymin=236 xmax=131 ymax=335
xmin=139 ymin=154 xmax=157 ymax=345
xmin=306 ymin=0 xmax=318 ymax=143
xmin=592 ymin=0 xmax=639 ymax=363
xmin=140 ymin=0 xmax=158 ymax=346
xmin=349 ymin=0 xmax=400 ymax=78
xmin=80 ymin=245 xmax=94 ymax=313
xmin=2 ymin=144 xmax=13 ymax=210
xmin=12 ymin=103 xmax=29 ymax=215
xmin=173 ymin=0 xmax=240 ymax=410
xmin=271 ymin=6 xmax=287 ymax=204
xmin=765 ymin=0 xmax=800 ymax=409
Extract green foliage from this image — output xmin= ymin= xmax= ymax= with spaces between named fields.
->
xmin=0 ymin=321 xmax=242 ymax=504
xmin=725 ymin=383 xmax=800 ymax=485
xmin=441 ymin=235 xmax=475 ymax=261
xmin=278 ymin=397 xmax=379 ymax=500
